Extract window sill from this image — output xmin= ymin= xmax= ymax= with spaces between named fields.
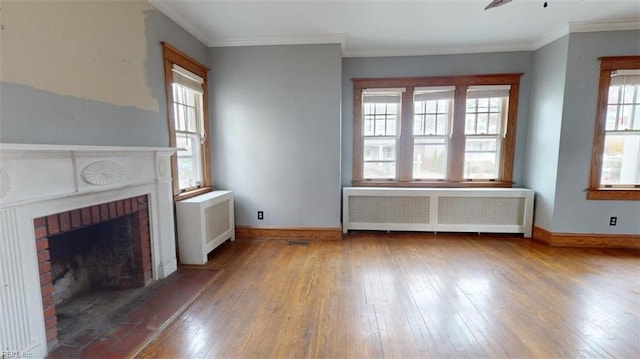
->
xmin=586 ymin=188 xmax=640 ymax=201
xmin=174 ymin=186 xmax=213 ymax=202
xmin=352 ymin=180 xmax=514 ymax=188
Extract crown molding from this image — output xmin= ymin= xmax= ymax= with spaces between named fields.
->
xmin=208 ymin=34 xmax=347 ymax=51
xmin=531 ymin=23 xmax=570 ymax=50
xmin=532 ymin=19 xmax=640 ymax=50
xmin=343 ymin=43 xmax=534 ymax=58
xmin=148 ymin=0 xmax=211 ymax=46
xmin=569 ymin=18 xmax=640 ymax=33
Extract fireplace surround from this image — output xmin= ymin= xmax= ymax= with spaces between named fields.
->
xmin=0 ymin=144 xmax=176 ymax=358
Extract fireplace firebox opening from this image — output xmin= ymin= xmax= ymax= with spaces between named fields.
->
xmin=33 ymin=195 xmax=152 ymax=350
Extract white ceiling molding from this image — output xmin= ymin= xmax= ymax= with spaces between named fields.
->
xmin=209 ymin=34 xmax=348 ymax=51
xmin=148 ymin=0 xmax=210 ymax=46
xmin=343 ymin=43 xmax=535 ymax=58
xmin=532 ymin=19 xmax=640 ymax=50
xmin=569 ymin=18 xmax=640 ymax=33
xmin=531 ymin=23 xmax=570 ymax=50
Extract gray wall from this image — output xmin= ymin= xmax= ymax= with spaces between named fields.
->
xmin=552 ymin=30 xmax=640 ymax=234
xmin=209 ymin=44 xmax=342 ymax=228
xmin=342 ymin=52 xmax=534 ymax=187
xmin=522 ymin=36 xmax=569 ymax=230
xmin=0 ymin=3 xmax=208 ymax=147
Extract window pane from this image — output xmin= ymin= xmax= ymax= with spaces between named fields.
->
xmin=464 ymin=138 xmax=499 ymax=179
xmin=364 ymin=138 xmax=396 ymax=161
xmin=186 ymin=106 xmax=197 ymax=132
xmin=465 ymin=114 xmax=476 ymax=134
xmin=436 ymin=114 xmax=448 ymax=135
xmin=466 ymin=99 xmax=477 ymax=111
xmin=176 ymin=133 xmax=203 ymax=190
xmin=425 ymin=115 xmax=436 ymax=134
xmin=608 ymin=86 xmax=620 ymax=103
xmin=489 ymin=98 xmax=500 ymax=111
xmin=622 ymin=85 xmax=635 ymax=103
xmin=413 ymin=138 xmax=447 ymax=179
xmin=488 ymin=113 xmax=500 ymax=134
xmin=173 ymin=106 xmax=183 ymax=131
xmin=601 ymin=134 xmax=640 ymax=185
xmin=619 ymin=105 xmax=634 ymax=130
xmin=605 ymin=105 xmax=618 ymax=130
xmin=477 ymin=113 xmax=488 ymax=134
xmin=478 ymin=98 xmax=489 ymax=112
xmin=413 ymin=115 xmax=423 ymax=135
xmin=364 ymin=117 xmax=374 ymax=136
xmin=363 ymin=162 xmax=396 ymax=179
xmin=426 ymin=101 xmax=437 ymax=113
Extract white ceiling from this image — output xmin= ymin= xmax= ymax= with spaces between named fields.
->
xmin=150 ymin=0 xmax=640 ymax=57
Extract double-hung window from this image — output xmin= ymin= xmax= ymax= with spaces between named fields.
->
xmin=588 ymin=56 xmax=640 ymax=200
xmin=162 ymin=42 xmax=212 ymax=199
xmin=412 ymin=87 xmax=453 ymax=180
xmin=352 ymin=74 xmax=521 ymax=187
xmin=362 ymin=89 xmax=401 ymax=179
xmin=172 ymin=65 xmax=205 ymax=191
xmin=464 ymin=86 xmax=510 ymax=179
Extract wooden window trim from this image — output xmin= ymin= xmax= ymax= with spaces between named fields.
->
xmin=352 ymin=74 xmax=522 ymax=187
xmin=161 ymin=42 xmax=213 ymax=200
xmin=587 ymin=56 xmax=640 ymax=201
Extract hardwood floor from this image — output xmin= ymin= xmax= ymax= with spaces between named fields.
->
xmin=136 ymin=233 xmax=640 ymax=358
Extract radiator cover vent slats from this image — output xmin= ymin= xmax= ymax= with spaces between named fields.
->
xmin=205 ymin=199 xmax=231 ymax=244
xmin=343 ymin=187 xmax=534 ymax=237
xmin=349 ymin=196 xmax=429 ymax=224
xmin=438 ymin=197 xmax=525 ymax=225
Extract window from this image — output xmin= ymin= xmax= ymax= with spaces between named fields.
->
xmin=413 ymin=86 xmax=453 ymax=180
xmin=352 ymin=74 xmax=522 ymax=187
xmin=162 ymin=42 xmax=212 ymax=199
xmin=464 ymin=86 xmax=510 ymax=179
xmin=588 ymin=56 xmax=640 ymax=200
xmin=362 ymin=90 xmax=401 ymax=179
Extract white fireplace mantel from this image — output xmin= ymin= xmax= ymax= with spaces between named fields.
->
xmin=0 ymin=143 xmax=177 ymax=358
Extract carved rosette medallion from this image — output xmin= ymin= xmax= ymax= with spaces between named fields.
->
xmin=0 ymin=168 xmax=10 ymax=199
xmin=81 ymin=161 xmax=125 ymax=185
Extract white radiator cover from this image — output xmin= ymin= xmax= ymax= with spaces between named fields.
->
xmin=176 ymin=190 xmax=235 ymax=265
xmin=343 ymin=187 xmax=534 ymax=237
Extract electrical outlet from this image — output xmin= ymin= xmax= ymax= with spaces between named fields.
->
xmin=258 ymin=211 xmax=264 ymax=220
xmin=609 ymin=216 xmax=617 ymax=226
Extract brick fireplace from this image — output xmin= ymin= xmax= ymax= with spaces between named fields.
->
xmin=0 ymin=144 xmax=177 ymax=358
xmin=33 ymin=195 xmax=152 ymax=348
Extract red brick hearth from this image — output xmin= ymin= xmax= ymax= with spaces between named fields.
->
xmin=33 ymin=195 xmax=152 ymax=349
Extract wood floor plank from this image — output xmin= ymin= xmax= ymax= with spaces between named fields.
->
xmin=136 ymin=233 xmax=640 ymax=359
